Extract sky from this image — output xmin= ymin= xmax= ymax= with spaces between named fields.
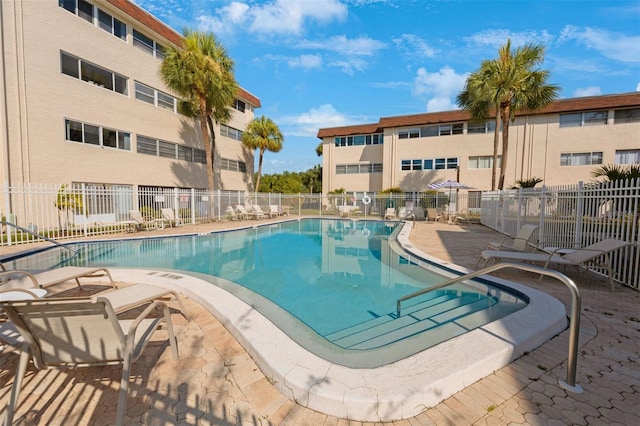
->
xmin=134 ymin=0 xmax=640 ymax=175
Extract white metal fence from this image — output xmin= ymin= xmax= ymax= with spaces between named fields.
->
xmin=480 ymin=178 xmax=639 ymax=290
xmin=2 ymin=180 xmax=638 ymax=289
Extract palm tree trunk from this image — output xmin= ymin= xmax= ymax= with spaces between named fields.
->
xmin=498 ymin=104 xmax=511 ymax=190
xmin=255 ymin=149 xmax=265 ymax=193
xmin=198 ymin=98 xmax=214 ymax=191
xmin=207 ymin=114 xmax=216 ymax=187
xmin=491 ymin=113 xmax=501 ymax=191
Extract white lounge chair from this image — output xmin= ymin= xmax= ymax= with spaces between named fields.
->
xmin=251 ymin=205 xmax=267 ymax=219
xmin=225 ymin=205 xmax=241 ymax=220
xmin=384 ymin=208 xmax=396 ymax=220
xmin=160 ymin=208 xmax=183 ymax=227
xmin=475 ymin=224 xmax=539 ymax=267
xmin=235 ymin=205 xmax=255 ymax=220
xmin=0 ymin=266 xmax=116 ymax=290
xmin=268 ymin=205 xmax=281 ymax=218
xmin=425 ymin=208 xmax=442 ymax=223
xmin=1 ymin=296 xmax=179 ymax=425
xmin=129 ymin=210 xmax=156 ymax=231
xmin=478 ymin=238 xmax=630 ymax=290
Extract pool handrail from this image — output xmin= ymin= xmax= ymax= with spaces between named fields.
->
xmin=396 ymin=261 xmax=583 ymax=394
xmin=1 ymin=220 xmax=78 ymax=254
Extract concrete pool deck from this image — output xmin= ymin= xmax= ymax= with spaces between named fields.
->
xmin=1 ymin=219 xmax=639 ymax=424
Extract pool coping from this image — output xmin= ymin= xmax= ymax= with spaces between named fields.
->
xmin=98 ymin=220 xmax=568 ymax=422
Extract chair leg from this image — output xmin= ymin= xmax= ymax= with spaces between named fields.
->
xmin=162 ymin=305 xmax=179 ymax=360
xmin=116 ymin=352 xmax=133 ymax=426
xmin=169 ymin=291 xmax=192 ymax=321
xmin=5 ymin=344 xmax=30 ymax=425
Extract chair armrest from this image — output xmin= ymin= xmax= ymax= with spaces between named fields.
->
xmin=0 ymin=270 xmax=40 ymax=288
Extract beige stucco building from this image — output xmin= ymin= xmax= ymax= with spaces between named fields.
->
xmin=318 ymin=92 xmax=640 ymax=196
xmin=1 ymin=0 xmax=260 ymax=193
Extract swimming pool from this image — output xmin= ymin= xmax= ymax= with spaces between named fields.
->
xmin=5 ymin=218 xmax=528 ymax=366
xmin=4 ymin=218 xmax=568 ymax=421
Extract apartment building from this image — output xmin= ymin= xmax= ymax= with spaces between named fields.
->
xmin=1 ymin=0 xmax=260 ymax=194
xmin=318 ymin=92 xmax=640 ymax=196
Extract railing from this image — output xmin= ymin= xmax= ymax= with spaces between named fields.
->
xmin=396 ymin=262 xmax=583 ymax=393
xmin=1 ymin=221 xmax=78 ymax=254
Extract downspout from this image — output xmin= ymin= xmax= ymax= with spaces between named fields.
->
xmin=0 ymin=1 xmax=12 ymax=190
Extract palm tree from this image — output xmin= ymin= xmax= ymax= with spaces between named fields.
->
xmin=458 ymin=39 xmax=559 ymax=190
xmin=591 ymin=164 xmax=640 ymax=182
xmin=160 ymin=29 xmax=238 ymax=191
xmin=242 ymin=115 xmax=284 ymax=193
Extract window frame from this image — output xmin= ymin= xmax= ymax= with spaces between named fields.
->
xmin=65 ymin=119 xmax=131 ymax=151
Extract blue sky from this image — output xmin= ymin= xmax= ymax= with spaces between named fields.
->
xmin=134 ymin=0 xmax=640 ymax=174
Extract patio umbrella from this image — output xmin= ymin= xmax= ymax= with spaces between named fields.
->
xmin=427 ymin=180 xmax=475 ymax=211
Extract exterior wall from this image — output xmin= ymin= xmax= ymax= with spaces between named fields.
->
xmin=321 ymin=94 xmax=640 ymax=193
xmin=0 ymin=0 xmax=257 ymax=192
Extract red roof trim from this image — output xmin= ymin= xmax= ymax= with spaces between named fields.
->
xmin=317 ymin=92 xmax=640 ymax=138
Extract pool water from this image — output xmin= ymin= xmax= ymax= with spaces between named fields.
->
xmin=6 ymin=218 xmax=528 ymax=366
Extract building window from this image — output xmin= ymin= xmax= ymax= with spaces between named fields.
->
xmin=560 ymin=152 xmax=603 ymax=166
xmin=134 ymin=82 xmax=176 ymax=112
xmin=336 ymin=163 xmax=382 ymax=174
xmin=469 ymin=155 xmax=501 ymax=169
xmin=233 ymin=99 xmax=246 ymax=113
xmin=71 ymin=183 xmax=133 ymax=218
xmin=615 ymin=149 xmax=640 ymax=165
xmin=59 ymin=1 xmax=126 ymax=40
xmin=133 ymin=29 xmax=165 ymax=59
xmin=137 ymin=135 xmax=205 ymax=163
xmin=61 ymin=52 xmax=127 ymax=95
xmin=614 ymin=108 xmax=640 ymax=124
xmin=220 ymin=158 xmax=247 ymax=173
xmin=399 ymin=124 xmax=462 ymax=138
xmin=65 ymin=119 xmax=130 ymax=150
xmin=334 ymin=133 xmax=383 ymax=147
xmin=467 ymin=121 xmax=496 ymax=134
xmin=559 ymin=111 xmax=608 ymax=128
xmin=220 ymin=124 xmax=243 ymax=141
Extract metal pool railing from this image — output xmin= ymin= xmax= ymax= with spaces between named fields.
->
xmin=396 ymin=262 xmax=584 ymax=394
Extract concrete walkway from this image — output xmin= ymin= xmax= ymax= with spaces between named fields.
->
xmin=1 ymin=220 xmax=638 ymax=425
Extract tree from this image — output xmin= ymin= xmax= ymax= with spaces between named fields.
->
xmin=54 ymin=184 xmax=83 ymax=234
xmin=302 ymin=165 xmax=322 ymax=193
xmin=591 ymin=164 xmax=640 ymax=182
xmin=315 ymin=142 xmax=323 ymax=156
xmin=160 ymin=29 xmax=238 ymax=191
xmin=242 ymin=115 xmax=284 ymax=193
xmin=458 ymin=39 xmax=559 ymax=190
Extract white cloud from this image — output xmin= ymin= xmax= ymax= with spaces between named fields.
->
xmin=558 ymin=25 xmax=640 ymax=63
xmin=637 ymin=82 xmax=640 ymax=91
xmin=198 ymin=0 xmax=347 ymax=36
xmin=464 ymin=29 xmax=554 ymax=49
xmin=288 ymin=54 xmax=323 ymax=70
xmin=392 ymin=34 xmax=436 ymax=59
xmin=296 ymin=35 xmax=386 ymax=56
xmin=412 ymin=67 xmax=469 ymax=112
xmin=573 ymin=87 xmax=602 ymax=98
xmin=277 ymin=104 xmax=365 ymax=137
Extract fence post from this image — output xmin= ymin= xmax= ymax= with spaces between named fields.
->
xmin=191 ymin=188 xmax=196 ymax=225
xmin=539 ymin=185 xmax=547 ymax=241
xmin=517 ymin=187 xmax=522 ymax=229
xmin=574 ymin=181 xmax=584 ymax=247
xmin=81 ymin=183 xmax=88 ymax=238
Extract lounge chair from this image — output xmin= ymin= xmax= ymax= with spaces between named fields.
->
xmin=129 ymin=210 xmax=156 ymax=231
xmin=1 ymin=296 xmax=179 ymax=426
xmin=425 ymin=208 xmax=442 ymax=223
xmin=251 ymin=205 xmax=267 ymax=219
xmin=225 ymin=205 xmax=241 ymax=220
xmin=477 ymin=238 xmax=630 ymax=290
xmin=487 ymin=224 xmax=539 ymax=251
xmin=384 ymin=208 xmax=396 ymax=220
xmin=160 ymin=208 xmax=183 ymax=228
xmin=95 ymin=283 xmax=191 ymax=320
xmin=236 ymin=205 xmax=255 ymax=220
xmin=0 ymin=266 xmax=116 ymax=290
xmin=268 ymin=205 xmax=281 ymax=218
